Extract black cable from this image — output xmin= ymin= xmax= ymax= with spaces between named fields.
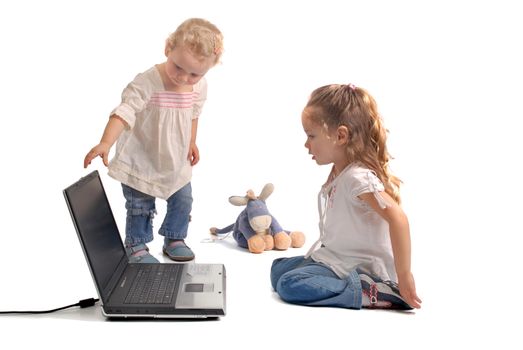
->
xmin=0 ymin=298 xmax=99 ymax=315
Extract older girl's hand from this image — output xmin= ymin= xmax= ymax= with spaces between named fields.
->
xmin=398 ymin=272 xmax=422 ymax=309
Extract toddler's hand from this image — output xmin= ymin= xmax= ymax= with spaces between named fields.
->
xmin=84 ymin=143 xmax=111 ymax=168
xmin=188 ymin=143 xmax=200 ymax=166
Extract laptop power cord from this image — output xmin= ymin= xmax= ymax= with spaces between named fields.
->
xmin=0 ymin=297 xmax=99 ymax=315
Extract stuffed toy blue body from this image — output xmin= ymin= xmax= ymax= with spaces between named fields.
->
xmin=210 ymin=184 xmax=305 ymax=254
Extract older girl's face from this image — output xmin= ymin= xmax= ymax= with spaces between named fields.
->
xmin=164 ymin=45 xmax=214 ymax=87
xmin=301 ymin=108 xmax=339 ymax=166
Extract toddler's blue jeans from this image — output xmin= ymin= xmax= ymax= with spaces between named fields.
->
xmin=271 ymin=255 xmax=362 ymax=309
xmin=122 ymin=182 xmax=193 ymax=246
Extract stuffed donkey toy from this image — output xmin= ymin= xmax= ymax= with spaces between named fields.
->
xmin=210 ymin=184 xmax=305 ymax=254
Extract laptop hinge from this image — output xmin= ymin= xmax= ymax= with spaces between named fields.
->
xmin=104 ymin=256 xmax=129 ymax=300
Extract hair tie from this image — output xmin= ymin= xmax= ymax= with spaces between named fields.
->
xmin=213 ymin=34 xmax=223 ymax=56
xmin=347 ymin=83 xmax=356 ymax=91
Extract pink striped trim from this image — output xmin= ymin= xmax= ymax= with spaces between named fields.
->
xmin=149 ymin=91 xmax=200 ymax=109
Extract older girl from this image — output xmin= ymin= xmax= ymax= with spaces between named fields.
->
xmin=271 ymin=84 xmax=421 ymax=310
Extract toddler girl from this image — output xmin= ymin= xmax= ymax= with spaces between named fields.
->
xmin=84 ymin=18 xmax=223 ymax=263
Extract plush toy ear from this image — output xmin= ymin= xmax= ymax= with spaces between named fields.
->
xmin=258 ymin=183 xmax=274 ymax=201
xmin=229 ymin=196 xmax=249 ymax=206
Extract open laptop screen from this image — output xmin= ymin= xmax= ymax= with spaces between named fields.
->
xmin=64 ymin=171 xmax=126 ymax=293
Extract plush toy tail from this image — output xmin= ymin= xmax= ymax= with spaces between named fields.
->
xmin=211 ymin=223 xmax=235 ymax=235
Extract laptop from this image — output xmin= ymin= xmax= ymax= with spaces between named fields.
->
xmin=63 ymin=170 xmax=226 ymax=318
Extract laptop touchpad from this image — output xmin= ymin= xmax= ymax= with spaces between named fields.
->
xmin=185 ymin=283 xmax=214 ymax=293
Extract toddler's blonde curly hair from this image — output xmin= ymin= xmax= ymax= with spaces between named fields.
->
xmin=166 ymin=18 xmax=224 ymax=65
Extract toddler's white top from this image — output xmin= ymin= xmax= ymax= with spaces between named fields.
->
xmin=306 ymin=163 xmax=397 ymax=282
xmin=108 ymin=66 xmax=207 ymax=199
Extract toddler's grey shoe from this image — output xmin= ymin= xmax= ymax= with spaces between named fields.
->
xmin=163 ymin=240 xmax=195 ymax=262
xmin=125 ymin=243 xmax=160 ymax=264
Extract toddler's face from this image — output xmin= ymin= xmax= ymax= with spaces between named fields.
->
xmin=301 ymin=108 xmax=338 ymax=166
xmin=165 ymin=46 xmax=214 ymax=87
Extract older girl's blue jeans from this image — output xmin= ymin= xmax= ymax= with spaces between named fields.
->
xmin=270 ymin=255 xmax=362 ymax=309
xmin=122 ymin=183 xmax=193 ymax=246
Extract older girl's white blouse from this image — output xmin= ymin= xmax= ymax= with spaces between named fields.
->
xmin=306 ymin=164 xmax=397 ymax=282
xmin=107 ymin=66 xmax=207 ymax=199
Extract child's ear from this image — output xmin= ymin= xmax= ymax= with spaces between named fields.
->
xmin=164 ymin=43 xmax=172 ymax=57
xmin=336 ymin=125 xmax=349 ymax=145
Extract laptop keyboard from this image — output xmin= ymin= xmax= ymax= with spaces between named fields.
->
xmin=124 ymin=264 xmax=182 ymax=304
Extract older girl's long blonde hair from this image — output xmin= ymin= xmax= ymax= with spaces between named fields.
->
xmin=306 ymin=84 xmax=402 ymax=204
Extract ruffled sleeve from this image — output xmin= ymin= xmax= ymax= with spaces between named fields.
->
xmin=110 ymin=72 xmax=153 ymax=129
xmin=192 ymin=78 xmax=207 ymax=119
xmin=351 ymin=169 xmax=390 ymax=209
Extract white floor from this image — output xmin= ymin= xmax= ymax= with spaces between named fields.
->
xmin=0 ymin=213 xmax=517 ymax=349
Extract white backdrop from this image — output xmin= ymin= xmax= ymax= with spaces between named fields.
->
xmin=0 ymin=0 xmax=521 ymax=348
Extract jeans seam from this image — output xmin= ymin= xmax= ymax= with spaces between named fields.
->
xmin=123 ymin=184 xmax=156 ymax=245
